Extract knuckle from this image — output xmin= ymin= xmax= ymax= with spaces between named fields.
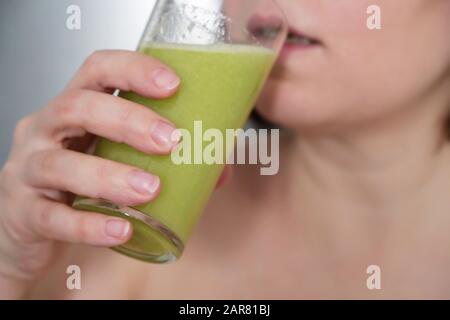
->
xmin=82 ymin=50 xmax=108 ymax=76
xmin=17 ymin=252 xmax=50 ymax=277
xmin=1 ymin=209 xmax=31 ymax=244
xmin=92 ymin=160 xmax=125 ymax=200
xmin=13 ymin=116 xmax=33 ymax=144
xmin=26 ymin=150 xmax=64 ymax=188
xmin=34 ymin=202 xmax=54 ymax=235
xmin=118 ymin=101 xmax=135 ymax=123
xmin=73 ymin=214 xmax=91 ymax=242
xmin=94 ymin=160 xmax=112 ymax=183
xmin=53 ymin=89 xmax=86 ymax=125
xmin=1 ymin=161 xmax=16 ymax=182
xmin=32 ymin=151 xmax=56 ymax=178
xmin=117 ymin=102 xmax=154 ymax=145
xmin=0 ymin=162 xmax=18 ymax=195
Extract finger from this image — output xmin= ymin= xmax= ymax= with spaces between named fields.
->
xmin=39 ymin=90 xmax=181 ymax=154
xmin=24 ymin=149 xmax=161 ymax=207
xmin=67 ymin=50 xmax=180 ymax=98
xmin=29 ymin=200 xmax=133 ymax=246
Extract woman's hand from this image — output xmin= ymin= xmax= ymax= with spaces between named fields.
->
xmin=0 ymin=50 xmax=184 ymax=298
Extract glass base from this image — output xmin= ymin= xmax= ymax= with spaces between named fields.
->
xmin=73 ymin=198 xmax=184 ymax=263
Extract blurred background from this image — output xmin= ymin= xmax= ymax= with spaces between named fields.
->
xmin=0 ymin=0 xmax=158 ymax=164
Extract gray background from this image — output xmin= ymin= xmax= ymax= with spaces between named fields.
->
xmin=0 ymin=0 xmax=157 ymax=164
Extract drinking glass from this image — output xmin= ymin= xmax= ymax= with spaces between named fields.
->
xmin=74 ymin=0 xmax=287 ymax=263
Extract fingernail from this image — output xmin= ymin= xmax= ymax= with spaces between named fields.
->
xmin=127 ymin=170 xmax=160 ymax=195
xmin=151 ymin=120 xmax=181 ymax=149
xmin=105 ymin=219 xmax=130 ymax=239
xmin=152 ymin=68 xmax=180 ymax=90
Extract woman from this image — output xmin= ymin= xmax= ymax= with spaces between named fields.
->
xmin=0 ymin=0 xmax=449 ymax=299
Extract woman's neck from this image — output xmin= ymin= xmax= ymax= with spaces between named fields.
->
xmin=281 ymin=84 xmax=450 ymax=259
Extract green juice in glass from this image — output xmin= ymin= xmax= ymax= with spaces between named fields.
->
xmin=74 ymin=42 xmax=276 ymax=262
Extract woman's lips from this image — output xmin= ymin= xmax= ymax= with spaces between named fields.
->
xmin=280 ymin=28 xmax=322 ymax=59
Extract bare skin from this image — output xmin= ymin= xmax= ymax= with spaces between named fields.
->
xmin=25 ymin=134 xmax=450 ymax=299
xmin=1 ymin=0 xmax=450 ymax=299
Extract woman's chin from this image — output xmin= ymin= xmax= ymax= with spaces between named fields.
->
xmin=254 ymin=102 xmax=351 ymax=134
xmin=254 ymin=104 xmax=307 ymax=130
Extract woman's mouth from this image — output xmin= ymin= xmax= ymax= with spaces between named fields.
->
xmin=247 ymin=16 xmax=322 ymax=59
xmin=280 ymin=29 xmax=322 ymax=59
xmin=285 ymin=31 xmax=320 ymax=46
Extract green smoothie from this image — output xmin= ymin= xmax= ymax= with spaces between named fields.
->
xmin=74 ymin=42 xmax=276 ymax=262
